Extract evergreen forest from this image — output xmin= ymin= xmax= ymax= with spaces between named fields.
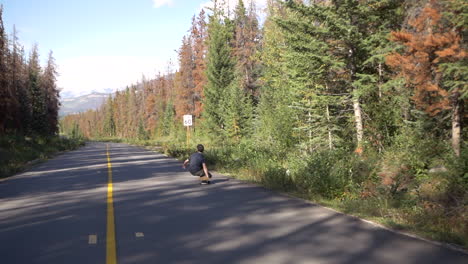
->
xmin=0 ymin=6 xmax=82 ymax=177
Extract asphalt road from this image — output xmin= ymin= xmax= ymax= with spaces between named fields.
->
xmin=1 ymin=142 xmax=467 ymax=264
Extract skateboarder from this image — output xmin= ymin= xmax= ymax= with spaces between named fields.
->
xmin=183 ymin=144 xmax=212 ymax=184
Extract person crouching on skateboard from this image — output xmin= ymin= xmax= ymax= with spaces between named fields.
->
xmin=183 ymin=144 xmax=212 ymax=184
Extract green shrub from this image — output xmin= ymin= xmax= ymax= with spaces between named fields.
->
xmin=262 ymin=165 xmax=295 ymax=191
xmin=286 ymin=150 xmax=370 ymax=199
xmin=162 ymin=142 xmax=192 ymax=160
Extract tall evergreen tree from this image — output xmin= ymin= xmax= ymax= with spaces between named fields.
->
xmin=103 ymin=96 xmax=116 ymax=137
xmin=28 ymin=44 xmax=48 ymax=135
xmin=161 ymin=99 xmax=175 ymax=136
xmin=143 ymin=79 xmax=158 ymax=137
xmin=277 ymin=0 xmax=347 ymax=152
xmin=204 ymin=3 xmax=236 ymax=137
xmin=0 ymin=6 xmax=16 ymax=134
xmin=126 ymin=86 xmax=138 ymax=137
xmin=440 ymin=0 xmax=467 ymax=157
xmin=9 ymin=26 xmax=29 ymax=133
xmin=257 ymin=0 xmax=297 ymax=151
xmin=41 ymin=51 xmax=60 ymax=135
xmin=224 ymin=74 xmax=253 ymax=141
xmin=232 ymin=0 xmax=261 ymax=102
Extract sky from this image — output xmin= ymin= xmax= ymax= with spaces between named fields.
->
xmin=1 ymin=0 xmax=267 ymax=98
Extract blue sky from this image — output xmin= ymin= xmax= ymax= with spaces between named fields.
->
xmin=1 ymin=0 xmax=266 ymax=97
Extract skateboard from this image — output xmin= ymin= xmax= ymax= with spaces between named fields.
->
xmin=199 ymin=175 xmax=211 ymax=185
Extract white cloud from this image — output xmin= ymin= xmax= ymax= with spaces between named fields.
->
xmin=57 ymin=55 xmax=168 ymax=96
xmin=153 ymin=0 xmax=174 ymax=8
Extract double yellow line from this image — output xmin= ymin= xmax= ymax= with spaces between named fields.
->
xmin=106 ymin=144 xmax=117 ymax=264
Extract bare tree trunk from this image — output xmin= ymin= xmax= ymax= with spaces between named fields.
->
xmin=377 ymin=62 xmax=384 ymax=153
xmin=325 ymin=83 xmax=333 ymax=150
xmin=353 ymin=97 xmax=364 ymax=152
xmin=326 ymin=104 xmax=333 ymax=150
xmin=378 ymin=63 xmax=383 ymax=99
xmin=348 ymin=45 xmax=363 ymax=153
xmin=308 ymin=99 xmax=312 ymax=153
xmin=451 ymin=88 xmax=462 ymax=157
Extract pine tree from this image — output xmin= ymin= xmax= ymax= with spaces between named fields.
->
xmin=70 ymin=120 xmax=83 ymax=139
xmin=387 ymin=0 xmax=467 ymax=156
xmin=191 ymin=10 xmax=208 ymax=118
xmin=41 ymin=51 xmax=60 ymax=135
xmin=137 ymin=118 xmax=148 ymax=140
xmin=0 ymin=6 xmax=16 ymax=134
xmin=440 ymin=0 xmax=467 ymax=157
xmin=232 ymin=0 xmax=261 ymax=102
xmin=257 ymin=0 xmax=297 ymax=151
xmin=277 ymin=1 xmax=347 ymax=152
xmin=174 ymin=35 xmax=195 ymax=119
xmin=224 ymin=73 xmax=253 ymax=141
xmin=143 ymin=78 xmax=158 ymax=137
xmin=28 ymin=44 xmax=48 ymax=135
xmin=127 ymin=85 xmax=138 ymax=138
xmin=10 ymin=26 xmax=29 ymax=133
xmin=161 ymin=99 xmax=175 ymax=136
xmin=204 ymin=3 xmax=236 ymax=137
xmin=103 ymin=96 xmax=116 ymax=137
xmin=347 ymin=0 xmax=405 ymax=152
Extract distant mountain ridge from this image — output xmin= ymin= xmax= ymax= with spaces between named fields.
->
xmin=61 ymin=88 xmax=116 ymax=99
xmin=59 ymin=92 xmax=110 ymax=116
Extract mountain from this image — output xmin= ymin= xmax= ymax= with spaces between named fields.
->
xmin=59 ymin=92 xmax=110 ymax=116
xmin=60 ymin=90 xmax=77 ymax=99
xmin=60 ymin=88 xmax=118 ymax=99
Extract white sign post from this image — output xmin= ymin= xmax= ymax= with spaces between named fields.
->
xmin=183 ymin=115 xmax=193 ymax=147
xmin=183 ymin=115 xmax=192 ymax=127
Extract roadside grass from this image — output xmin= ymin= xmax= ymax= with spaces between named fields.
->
xmin=0 ymin=135 xmax=85 ymax=179
xmin=317 ymin=197 xmax=467 ymax=247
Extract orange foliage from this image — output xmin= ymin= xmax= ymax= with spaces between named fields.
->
xmin=191 ymin=10 xmax=208 ymax=118
xmin=409 ymin=6 xmax=441 ymax=31
xmin=354 ymin=146 xmax=363 ymax=155
xmin=390 ymin=31 xmax=413 ymax=43
xmin=386 ymin=0 xmax=466 ymax=116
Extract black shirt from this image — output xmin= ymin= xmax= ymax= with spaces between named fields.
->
xmin=188 ymin=152 xmax=205 ymax=174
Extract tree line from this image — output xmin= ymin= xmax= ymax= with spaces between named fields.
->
xmin=62 ymin=0 xmax=466 ymax=157
xmin=0 ymin=7 xmax=60 ymax=137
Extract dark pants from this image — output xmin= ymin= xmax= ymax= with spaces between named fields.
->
xmin=191 ymin=169 xmax=212 ymax=178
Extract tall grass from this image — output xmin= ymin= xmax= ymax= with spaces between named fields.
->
xmin=0 ymin=135 xmax=85 ymax=178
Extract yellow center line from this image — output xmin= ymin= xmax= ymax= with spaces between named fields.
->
xmin=106 ymin=144 xmax=117 ymax=264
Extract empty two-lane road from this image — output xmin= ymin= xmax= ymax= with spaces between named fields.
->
xmin=1 ymin=142 xmax=467 ymax=264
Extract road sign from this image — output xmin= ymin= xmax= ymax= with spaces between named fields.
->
xmin=183 ymin=115 xmax=192 ymax=127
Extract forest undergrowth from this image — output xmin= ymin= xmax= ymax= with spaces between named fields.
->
xmin=0 ymin=135 xmax=85 ymax=178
